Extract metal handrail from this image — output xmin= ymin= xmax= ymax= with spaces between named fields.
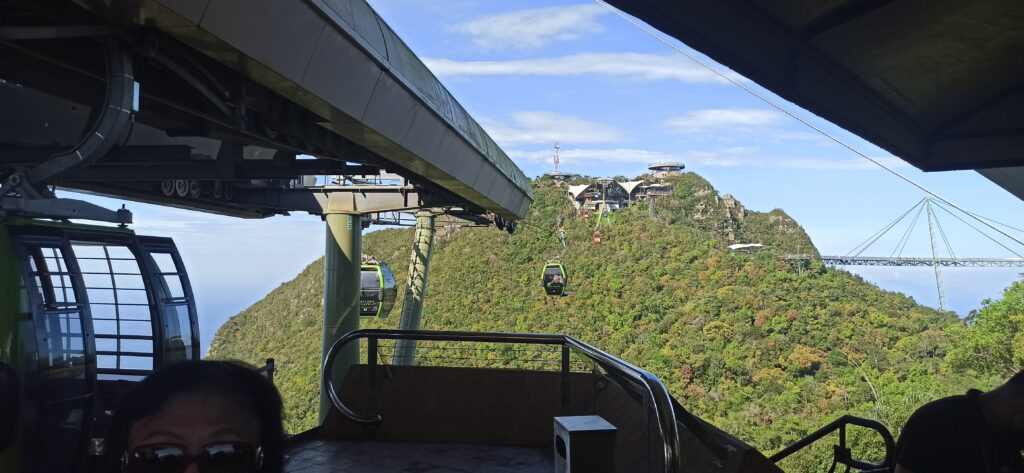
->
xmin=257 ymin=358 xmax=276 ymax=384
xmin=769 ymin=415 xmax=896 ymax=471
xmin=322 ymin=329 xmax=683 ymax=473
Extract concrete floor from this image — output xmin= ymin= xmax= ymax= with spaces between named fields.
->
xmin=285 ymin=438 xmax=553 ymax=472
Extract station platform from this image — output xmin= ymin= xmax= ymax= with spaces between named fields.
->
xmin=285 ymin=437 xmax=550 ymax=473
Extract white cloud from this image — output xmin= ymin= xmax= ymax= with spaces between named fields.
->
xmin=454 ymin=4 xmax=608 ymax=49
xmin=508 ymin=147 xmax=679 ymax=165
xmin=424 ymin=53 xmax=741 ymax=84
xmin=507 ymin=146 xmax=909 ymax=171
xmin=688 ymin=148 xmax=911 ymax=170
xmin=665 ymin=108 xmax=785 ymax=133
xmin=484 ymin=112 xmax=625 ymax=146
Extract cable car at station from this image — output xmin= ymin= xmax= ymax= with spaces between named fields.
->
xmin=360 ymin=262 xmax=397 ymax=317
xmin=541 ymin=262 xmax=568 ymax=296
xmin=0 ymin=217 xmax=199 ymax=473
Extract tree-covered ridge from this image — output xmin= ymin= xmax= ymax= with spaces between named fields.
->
xmin=945 ymin=279 xmax=1024 ymax=379
xmin=209 ymin=173 xmax=1013 ymax=469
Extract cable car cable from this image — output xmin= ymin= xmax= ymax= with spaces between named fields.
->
xmin=931 ymin=201 xmax=1024 ymax=258
xmin=965 ymin=213 xmax=1024 ymax=235
xmin=597 ymin=0 xmax=1024 ymax=250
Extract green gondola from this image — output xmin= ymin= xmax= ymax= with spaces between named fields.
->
xmin=541 ymin=262 xmax=568 ymax=296
xmin=0 ymin=217 xmax=199 ymax=473
xmin=360 ymin=263 xmax=398 ymax=317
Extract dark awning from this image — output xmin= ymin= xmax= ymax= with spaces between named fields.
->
xmin=606 ymin=0 xmax=1024 ymax=199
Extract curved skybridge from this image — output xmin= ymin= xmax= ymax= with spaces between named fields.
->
xmin=0 ymin=0 xmax=532 ymax=221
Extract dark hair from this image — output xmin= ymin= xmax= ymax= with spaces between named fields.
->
xmin=1009 ymin=367 xmax=1024 ymax=389
xmin=101 ymin=360 xmax=285 ymax=473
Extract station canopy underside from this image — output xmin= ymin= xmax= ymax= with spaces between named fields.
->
xmin=0 ymin=0 xmax=532 ymax=219
xmin=607 ymin=0 xmax=1024 ymax=201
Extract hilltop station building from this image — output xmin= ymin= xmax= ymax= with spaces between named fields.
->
xmin=565 ymin=161 xmax=685 ymax=212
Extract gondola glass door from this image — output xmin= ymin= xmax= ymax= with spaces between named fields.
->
xmin=13 ymin=234 xmax=94 ymax=473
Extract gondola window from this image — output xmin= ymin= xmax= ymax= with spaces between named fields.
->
xmin=151 ymin=251 xmax=194 ymax=361
xmin=28 ymin=247 xmax=85 ymax=369
xmin=72 ymin=242 xmax=153 ymax=380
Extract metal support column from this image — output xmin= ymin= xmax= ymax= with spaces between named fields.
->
xmin=924 ymin=200 xmax=948 ymax=311
xmin=392 ymin=210 xmax=436 ymax=365
xmin=320 ymin=213 xmax=362 ymax=422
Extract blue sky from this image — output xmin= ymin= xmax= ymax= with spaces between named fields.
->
xmin=70 ymin=1 xmax=1024 ymax=353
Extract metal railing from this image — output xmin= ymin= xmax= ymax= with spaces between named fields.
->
xmin=769 ymin=415 xmax=896 ymax=472
xmin=257 ymin=358 xmax=276 ymax=384
xmin=322 ymin=329 xmax=684 ymax=473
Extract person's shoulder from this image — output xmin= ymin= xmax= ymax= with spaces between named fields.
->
xmin=907 ymin=391 xmax=976 ymax=425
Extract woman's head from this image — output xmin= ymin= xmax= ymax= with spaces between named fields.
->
xmin=103 ymin=360 xmax=285 ymax=473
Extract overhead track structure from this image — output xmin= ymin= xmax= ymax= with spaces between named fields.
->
xmin=0 ymin=0 xmax=534 ymax=431
xmin=0 ymin=0 xmax=532 ymax=220
xmin=603 ymin=0 xmax=1024 ymax=201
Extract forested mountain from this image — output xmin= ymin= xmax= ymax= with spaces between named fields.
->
xmin=209 ymin=173 xmax=1015 ymax=469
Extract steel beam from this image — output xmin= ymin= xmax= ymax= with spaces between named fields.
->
xmin=782 ymin=255 xmax=1024 ymax=267
xmin=392 ymin=210 xmax=436 ymax=366
xmin=229 ymin=186 xmax=425 ymax=215
xmin=63 ymin=164 xmax=372 ymax=180
xmin=0 ymin=196 xmax=132 ymax=223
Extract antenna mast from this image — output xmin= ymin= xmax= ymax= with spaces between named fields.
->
xmin=553 ymin=142 xmax=560 ymax=174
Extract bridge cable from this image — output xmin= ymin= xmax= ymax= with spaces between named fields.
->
xmin=843 ymin=198 xmax=917 ymax=256
xmin=846 ymin=199 xmax=923 ymax=257
xmin=892 ymin=204 xmax=926 ymax=258
xmin=930 ymin=201 xmax=1024 ymax=259
xmin=597 ymin=0 xmax=1024 ymax=250
xmin=892 ymin=204 xmax=925 ymax=258
xmin=849 ymin=201 xmax=918 ymax=257
xmin=930 ymin=201 xmax=957 ymax=259
xmin=964 ymin=212 xmax=1024 ymax=235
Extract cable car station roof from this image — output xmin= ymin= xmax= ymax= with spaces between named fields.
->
xmin=0 ymin=0 xmax=532 ymax=219
xmin=606 ymin=0 xmax=1024 ymax=201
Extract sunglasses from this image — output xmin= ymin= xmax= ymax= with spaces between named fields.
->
xmin=122 ymin=442 xmax=263 ymax=473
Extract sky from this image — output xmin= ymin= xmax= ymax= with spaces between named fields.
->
xmin=68 ymin=1 xmax=1024 ymax=353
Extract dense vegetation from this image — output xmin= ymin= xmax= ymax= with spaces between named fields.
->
xmin=209 ymin=173 xmax=1018 ymax=470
